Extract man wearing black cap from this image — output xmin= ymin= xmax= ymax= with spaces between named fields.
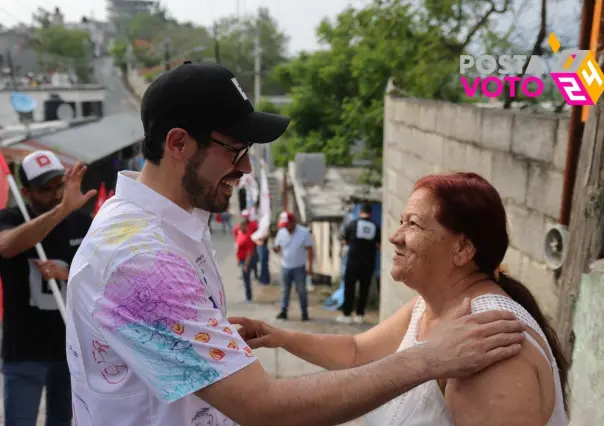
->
xmin=65 ymin=62 xmax=525 ymax=426
xmin=0 ymin=151 xmax=95 ymax=426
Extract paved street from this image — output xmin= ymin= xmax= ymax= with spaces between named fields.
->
xmin=94 ymin=58 xmax=140 ymax=116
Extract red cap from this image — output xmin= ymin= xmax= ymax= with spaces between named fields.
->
xmin=278 ymin=211 xmax=294 ymax=228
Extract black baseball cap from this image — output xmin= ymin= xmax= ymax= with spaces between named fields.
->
xmin=141 ymin=61 xmax=291 ymax=144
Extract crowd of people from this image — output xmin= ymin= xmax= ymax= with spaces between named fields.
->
xmin=0 ymin=60 xmax=569 ymax=426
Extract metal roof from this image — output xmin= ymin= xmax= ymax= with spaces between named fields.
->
xmin=1 ymin=140 xmax=79 ymax=168
xmin=33 ymin=112 xmax=143 ymax=164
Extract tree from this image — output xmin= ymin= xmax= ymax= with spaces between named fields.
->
xmin=109 ymin=38 xmax=129 ymax=74
xmin=31 ymin=24 xmax=94 ymax=83
xmin=212 ymin=7 xmax=289 ymax=96
xmin=272 ymin=0 xmax=519 ymax=181
xmin=116 ymin=6 xmax=289 ymax=95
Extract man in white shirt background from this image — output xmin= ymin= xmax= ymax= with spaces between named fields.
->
xmin=65 ymin=61 xmax=526 ymax=426
xmin=272 ymin=211 xmax=314 ymax=321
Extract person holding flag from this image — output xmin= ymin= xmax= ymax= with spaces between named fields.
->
xmin=0 ymin=150 xmax=95 ymax=426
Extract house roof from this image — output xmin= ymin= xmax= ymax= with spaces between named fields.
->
xmin=32 ymin=112 xmax=143 ymax=164
xmin=289 ymin=164 xmax=382 ymax=223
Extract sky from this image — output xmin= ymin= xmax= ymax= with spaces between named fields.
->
xmin=0 ymin=0 xmax=582 ymax=55
xmin=0 ymin=0 xmax=366 ymax=55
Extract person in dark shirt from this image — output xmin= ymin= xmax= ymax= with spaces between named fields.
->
xmin=0 ymin=151 xmax=95 ymax=426
xmin=337 ymin=203 xmax=381 ymax=325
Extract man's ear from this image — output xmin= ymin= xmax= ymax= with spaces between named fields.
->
xmin=452 ymin=235 xmax=476 ymax=267
xmin=21 ymin=187 xmax=30 ymax=198
xmin=164 ymin=128 xmax=195 ymax=161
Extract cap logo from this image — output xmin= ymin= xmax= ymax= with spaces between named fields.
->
xmin=35 ymin=154 xmax=51 ymax=168
xmin=231 ymin=78 xmax=248 ymax=100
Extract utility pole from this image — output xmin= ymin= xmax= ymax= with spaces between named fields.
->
xmin=213 ymin=22 xmax=221 ymax=64
xmin=6 ymin=48 xmax=16 ymax=89
xmin=164 ymin=38 xmax=171 ymax=71
xmin=253 ymin=8 xmax=263 ymax=171
xmin=253 ymin=10 xmax=262 ymax=105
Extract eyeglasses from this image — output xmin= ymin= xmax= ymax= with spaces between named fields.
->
xmin=210 ymin=138 xmax=251 ymax=165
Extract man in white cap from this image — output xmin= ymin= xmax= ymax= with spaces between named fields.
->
xmin=273 ymin=211 xmax=314 ymax=321
xmin=0 ymin=151 xmax=96 ymax=426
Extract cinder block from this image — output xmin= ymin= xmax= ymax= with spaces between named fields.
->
xmin=388 ymin=193 xmax=407 ymax=225
xmin=453 ymin=104 xmax=482 ymax=144
xmin=386 ymin=168 xmax=397 ymax=193
xmin=442 ymin=138 xmax=467 ymax=173
xmin=465 ymin=144 xmax=493 ymax=181
xmin=400 ymin=153 xmax=435 ymax=182
xmin=491 ymin=152 xmax=528 ymax=204
xmin=502 ymin=246 xmax=524 ymax=278
xmin=384 ymin=118 xmax=396 ymax=144
xmin=506 ymin=203 xmax=549 ymax=262
xmin=481 ymin=108 xmax=513 ymax=152
xmin=396 ymin=174 xmax=415 ymax=201
xmin=434 ymin=102 xmax=458 ymax=140
xmin=395 ymin=99 xmax=417 ymax=125
xmin=511 ymin=114 xmax=557 ymax=163
xmin=553 ymin=117 xmax=569 ymax=171
xmin=385 ymin=95 xmax=395 ymax=122
xmin=518 ymin=256 xmax=558 ymax=320
xmin=419 ymin=130 xmax=445 ymax=164
xmin=398 ymin=126 xmax=417 ymax=155
xmin=386 ymin=149 xmax=404 ymax=172
xmin=417 ymin=102 xmax=438 ymax=133
xmin=526 ymin=164 xmax=563 ymax=219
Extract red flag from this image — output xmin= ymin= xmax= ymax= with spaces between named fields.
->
xmin=108 ymin=189 xmax=115 ymax=199
xmin=0 ymin=152 xmax=10 ymax=320
xmin=0 ymin=152 xmax=10 ymax=210
xmin=93 ymin=182 xmax=107 ymax=216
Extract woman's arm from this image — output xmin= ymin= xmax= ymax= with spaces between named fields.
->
xmin=444 ymin=338 xmax=549 ymax=426
xmin=269 ymin=297 xmax=418 ymax=370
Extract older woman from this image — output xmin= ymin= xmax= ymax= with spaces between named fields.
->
xmin=230 ymin=172 xmax=569 ymax=426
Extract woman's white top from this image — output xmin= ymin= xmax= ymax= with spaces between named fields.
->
xmin=365 ymin=294 xmax=568 ymax=426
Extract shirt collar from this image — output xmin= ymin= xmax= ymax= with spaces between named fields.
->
xmin=115 ymin=171 xmax=210 ymax=241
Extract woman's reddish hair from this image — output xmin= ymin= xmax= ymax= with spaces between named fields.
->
xmin=414 ymin=172 xmax=508 ymax=275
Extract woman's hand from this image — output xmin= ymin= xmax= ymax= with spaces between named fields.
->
xmin=228 ymin=316 xmax=287 ymax=349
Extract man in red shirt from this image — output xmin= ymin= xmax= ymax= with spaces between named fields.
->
xmin=233 ymin=210 xmax=258 ymax=279
xmin=235 ymin=220 xmax=255 ymax=302
xmin=232 ymin=209 xmax=257 ymax=237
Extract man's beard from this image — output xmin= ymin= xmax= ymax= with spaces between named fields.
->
xmin=182 ymin=148 xmax=229 ymax=213
xmin=31 ymin=199 xmax=59 ymax=214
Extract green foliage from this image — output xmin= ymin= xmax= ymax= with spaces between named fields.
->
xmin=273 ymin=0 xmax=515 ymax=179
xmin=109 ymin=38 xmax=129 ymax=73
xmin=133 ymin=44 xmax=162 ymax=69
xmin=117 ymin=7 xmax=287 ymax=96
xmin=143 ymin=68 xmax=162 ymax=83
xmin=127 ymin=13 xmax=170 ymax=42
xmin=255 ymin=99 xmax=281 ymax=115
xmin=31 ymin=24 xmax=93 ymax=83
xmin=212 ymin=7 xmax=289 ymax=96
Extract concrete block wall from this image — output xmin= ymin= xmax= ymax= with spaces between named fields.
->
xmin=380 ymin=96 xmax=569 ymax=322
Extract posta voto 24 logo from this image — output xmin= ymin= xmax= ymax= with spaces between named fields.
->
xmin=459 ymin=33 xmax=604 ymax=106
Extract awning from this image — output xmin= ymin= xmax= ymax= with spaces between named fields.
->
xmin=0 ymin=143 xmax=79 ymax=168
xmin=32 ymin=112 xmax=144 ymax=164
